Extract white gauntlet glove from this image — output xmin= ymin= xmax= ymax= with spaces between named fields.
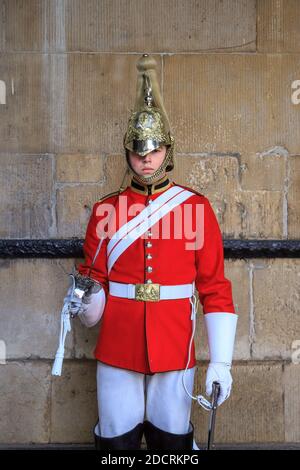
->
xmin=64 ymin=273 xmax=106 ymax=327
xmin=206 ymin=363 xmax=232 ymax=406
xmin=52 ymin=273 xmax=106 ymax=376
xmin=204 ymin=312 xmax=238 ymax=406
xmin=78 ymin=288 xmax=106 ymax=328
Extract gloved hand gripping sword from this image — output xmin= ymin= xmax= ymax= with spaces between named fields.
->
xmin=51 ymin=271 xmax=101 ymax=376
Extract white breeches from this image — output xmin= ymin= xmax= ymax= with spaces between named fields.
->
xmin=96 ymin=361 xmax=196 ymax=438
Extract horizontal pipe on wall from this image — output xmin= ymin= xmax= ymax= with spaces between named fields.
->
xmin=0 ymin=239 xmax=299 ymax=258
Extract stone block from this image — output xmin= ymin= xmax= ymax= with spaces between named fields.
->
xmin=0 ymin=361 xmax=51 ymax=443
xmin=0 ymin=153 xmax=54 ymax=238
xmin=257 ymin=0 xmax=300 ymax=53
xmin=0 ymin=54 xmax=150 ymax=154
xmin=56 ymin=185 xmax=103 ymax=238
xmin=73 ymin=318 xmax=99 ymax=360
xmin=173 ymin=154 xmax=240 ymax=196
xmin=241 ymin=149 xmax=287 ymax=191
xmin=195 ymin=259 xmax=250 ymax=361
xmin=288 ymin=155 xmax=300 ymax=238
xmin=0 ymin=55 xmax=50 ymax=153
xmin=56 ymin=154 xmax=128 ymax=237
xmin=50 ymin=360 xmax=97 ymax=443
xmin=192 ymin=362 xmax=284 ymax=444
xmin=284 ymin=363 xmax=300 ymax=442
xmin=0 ymin=259 xmax=75 ymax=359
xmin=104 ymin=154 xmax=129 ymax=194
xmin=172 ymin=153 xmax=284 ymax=238
xmin=252 ymin=259 xmax=300 ymax=360
xmin=209 ymin=189 xmax=283 ymax=239
xmin=164 ymin=54 xmax=300 ymax=156
xmin=56 ymin=154 xmax=105 ymax=183
xmin=1 ymin=0 xmax=256 ymax=53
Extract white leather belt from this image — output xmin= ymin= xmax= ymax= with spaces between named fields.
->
xmin=109 ymin=281 xmax=195 ymax=302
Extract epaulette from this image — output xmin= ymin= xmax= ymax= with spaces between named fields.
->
xmin=173 ymin=182 xmax=205 ymax=198
xmin=97 ymin=188 xmax=126 ymax=204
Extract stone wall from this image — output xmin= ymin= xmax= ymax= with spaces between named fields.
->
xmin=0 ymin=0 xmax=299 ymax=445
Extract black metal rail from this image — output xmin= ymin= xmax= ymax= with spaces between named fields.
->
xmin=0 ymin=239 xmax=299 ymax=258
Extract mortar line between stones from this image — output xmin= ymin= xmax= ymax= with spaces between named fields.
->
xmin=50 ymin=154 xmax=57 ymax=237
xmin=255 ymin=0 xmax=258 ymax=53
xmin=282 ymin=361 xmax=286 ymax=442
xmin=161 ymin=54 xmax=164 ymax=97
xmin=249 ymin=262 xmax=255 ymax=358
xmin=49 ymin=363 xmax=53 ymax=444
xmin=3 ymin=48 xmax=280 ymax=56
xmin=55 ymin=181 xmax=107 ymax=188
xmin=176 ymin=152 xmax=241 ymax=158
xmin=282 ymin=153 xmax=290 ymax=239
xmin=2 ymin=359 xmax=291 ymax=366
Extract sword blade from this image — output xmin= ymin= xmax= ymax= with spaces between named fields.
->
xmin=207 ymin=381 xmax=220 ymax=450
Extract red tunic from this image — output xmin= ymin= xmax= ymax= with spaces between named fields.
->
xmin=77 ymin=180 xmax=235 ymax=374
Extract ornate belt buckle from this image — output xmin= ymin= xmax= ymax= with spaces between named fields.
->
xmin=135 ymin=283 xmax=160 ymax=302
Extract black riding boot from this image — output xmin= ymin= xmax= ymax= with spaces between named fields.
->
xmin=94 ymin=421 xmax=144 ymax=451
xmin=144 ymin=420 xmax=194 ymax=451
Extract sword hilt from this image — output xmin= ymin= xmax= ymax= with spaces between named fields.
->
xmin=211 ymin=381 xmax=221 ymax=409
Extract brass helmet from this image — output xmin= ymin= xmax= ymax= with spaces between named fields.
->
xmin=123 ymin=54 xmax=175 ymax=185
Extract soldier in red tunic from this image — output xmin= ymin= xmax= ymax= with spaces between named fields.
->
xmin=71 ymin=54 xmax=238 ymax=450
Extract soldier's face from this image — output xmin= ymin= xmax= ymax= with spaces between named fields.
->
xmin=129 ymin=145 xmax=167 ymax=177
